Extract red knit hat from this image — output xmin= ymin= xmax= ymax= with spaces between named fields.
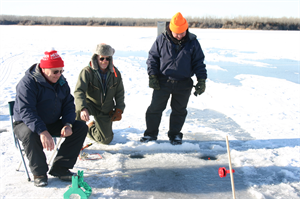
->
xmin=169 ymin=12 xmax=188 ymax=34
xmin=40 ymin=50 xmax=64 ymax=68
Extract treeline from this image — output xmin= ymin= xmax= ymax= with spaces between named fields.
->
xmin=0 ymin=15 xmax=299 ymax=30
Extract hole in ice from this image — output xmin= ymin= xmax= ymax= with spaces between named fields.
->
xmin=129 ymin=154 xmax=145 ymax=159
xmin=199 ymin=155 xmax=218 ymax=160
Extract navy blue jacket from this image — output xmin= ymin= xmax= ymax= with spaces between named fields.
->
xmin=147 ymin=31 xmax=207 ymax=81
xmin=14 ymin=64 xmax=76 ymax=135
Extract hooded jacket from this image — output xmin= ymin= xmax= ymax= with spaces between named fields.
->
xmin=147 ymin=25 xmax=207 ymax=81
xmin=74 ymin=53 xmax=125 ymax=117
xmin=13 ymin=64 xmax=76 ymax=135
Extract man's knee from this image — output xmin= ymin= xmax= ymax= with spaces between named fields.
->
xmin=73 ymin=120 xmax=88 ymax=138
xmin=88 ymin=127 xmax=113 ymax=145
xmin=101 ymin=134 xmax=113 ymax=145
xmin=14 ymin=122 xmax=39 ymax=143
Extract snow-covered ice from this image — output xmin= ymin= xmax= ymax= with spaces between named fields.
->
xmin=0 ymin=26 xmax=299 ymax=198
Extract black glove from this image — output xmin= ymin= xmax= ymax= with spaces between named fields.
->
xmin=149 ymin=75 xmax=160 ymax=90
xmin=194 ymin=79 xmax=206 ymax=96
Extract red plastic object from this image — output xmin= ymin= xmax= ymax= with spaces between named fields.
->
xmin=219 ymin=167 xmax=235 ymax=178
xmin=78 ymin=152 xmax=102 ymax=161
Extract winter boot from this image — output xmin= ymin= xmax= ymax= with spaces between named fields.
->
xmin=140 ymin=135 xmax=157 ymax=143
xmin=34 ymin=174 xmax=48 ymax=187
xmin=49 ymin=165 xmax=74 ymax=181
xmin=87 ymin=121 xmax=95 ymax=128
xmin=170 ymin=135 xmax=182 ymax=145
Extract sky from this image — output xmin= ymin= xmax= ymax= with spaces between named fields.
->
xmin=0 ymin=0 xmax=299 ymax=19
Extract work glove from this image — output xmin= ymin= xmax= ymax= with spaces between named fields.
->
xmin=149 ymin=75 xmax=160 ymax=90
xmin=194 ymin=79 xmax=206 ymax=96
xmin=109 ymin=108 xmax=123 ymax=121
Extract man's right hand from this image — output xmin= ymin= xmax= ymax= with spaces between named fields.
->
xmin=80 ymin=108 xmax=90 ymax=121
xmin=194 ymin=79 xmax=206 ymax=96
xmin=40 ymin=130 xmax=54 ymax=151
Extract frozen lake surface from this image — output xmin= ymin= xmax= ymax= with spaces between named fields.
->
xmin=0 ymin=26 xmax=299 ymax=199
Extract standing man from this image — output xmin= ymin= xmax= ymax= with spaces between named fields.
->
xmin=74 ymin=43 xmax=125 ymax=145
xmin=140 ymin=12 xmax=207 ymax=145
xmin=13 ymin=49 xmax=88 ymax=187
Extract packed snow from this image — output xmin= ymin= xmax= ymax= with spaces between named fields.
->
xmin=0 ymin=25 xmax=299 ymax=199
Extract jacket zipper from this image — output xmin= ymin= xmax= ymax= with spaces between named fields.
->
xmin=96 ymin=70 xmax=111 ymax=103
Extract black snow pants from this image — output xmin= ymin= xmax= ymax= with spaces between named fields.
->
xmin=144 ymin=77 xmax=193 ymax=140
xmin=13 ymin=119 xmax=87 ymax=176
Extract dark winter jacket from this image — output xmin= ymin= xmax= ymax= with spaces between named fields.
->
xmin=74 ymin=56 xmax=125 ymax=117
xmin=14 ymin=64 xmax=76 ymax=135
xmin=147 ymin=27 xmax=207 ymax=81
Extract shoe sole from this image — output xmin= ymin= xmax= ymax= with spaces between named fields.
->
xmin=140 ymin=137 xmax=157 ymax=143
xmin=49 ymin=171 xmax=73 ymax=181
xmin=34 ymin=182 xmax=48 ymax=187
xmin=170 ymin=141 xmax=182 ymax=145
xmin=140 ymin=139 xmax=156 ymax=143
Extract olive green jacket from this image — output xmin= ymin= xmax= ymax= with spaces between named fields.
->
xmin=74 ymin=59 xmax=125 ymax=117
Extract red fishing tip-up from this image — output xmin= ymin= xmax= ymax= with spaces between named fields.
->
xmin=219 ymin=167 xmax=235 ymax=178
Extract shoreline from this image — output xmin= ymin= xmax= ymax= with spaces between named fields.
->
xmin=0 ymin=24 xmax=295 ymax=31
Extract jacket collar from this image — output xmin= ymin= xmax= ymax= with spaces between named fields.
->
xmin=166 ymin=25 xmax=190 ymax=45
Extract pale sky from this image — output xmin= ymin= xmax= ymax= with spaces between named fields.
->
xmin=0 ymin=0 xmax=299 ymax=19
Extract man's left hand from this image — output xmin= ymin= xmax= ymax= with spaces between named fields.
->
xmin=61 ymin=125 xmax=73 ymax=137
xmin=109 ymin=108 xmax=123 ymax=121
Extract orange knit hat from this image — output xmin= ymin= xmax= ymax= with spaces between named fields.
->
xmin=169 ymin=12 xmax=188 ymax=34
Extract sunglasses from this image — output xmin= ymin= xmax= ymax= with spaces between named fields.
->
xmin=53 ymin=69 xmax=64 ymax=74
xmin=99 ymin=57 xmax=110 ymax=61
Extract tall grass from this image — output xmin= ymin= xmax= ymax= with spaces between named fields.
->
xmin=0 ymin=15 xmax=299 ymax=30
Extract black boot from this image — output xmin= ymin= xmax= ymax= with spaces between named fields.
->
xmin=34 ymin=175 xmax=48 ymax=187
xmin=140 ymin=135 xmax=157 ymax=143
xmin=49 ymin=165 xmax=74 ymax=181
xmin=170 ymin=135 xmax=182 ymax=145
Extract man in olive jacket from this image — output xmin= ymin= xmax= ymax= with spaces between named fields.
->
xmin=74 ymin=43 xmax=125 ymax=144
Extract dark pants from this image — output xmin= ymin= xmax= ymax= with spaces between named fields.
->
xmin=13 ymin=120 xmax=88 ymax=176
xmin=144 ymin=78 xmax=193 ymax=140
